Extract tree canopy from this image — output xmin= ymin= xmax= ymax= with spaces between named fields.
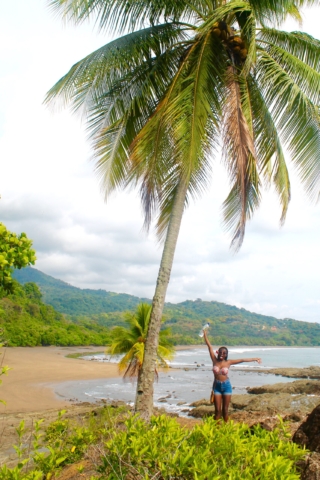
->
xmin=0 ymin=223 xmax=36 ymax=294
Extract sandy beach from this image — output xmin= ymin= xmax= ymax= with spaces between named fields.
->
xmin=0 ymin=346 xmax=120 ymax=414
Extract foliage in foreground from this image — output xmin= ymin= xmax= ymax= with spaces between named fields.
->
xmin=0 ymin=406 xmax=306 ymax=479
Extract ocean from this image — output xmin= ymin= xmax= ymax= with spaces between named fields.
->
xmin=54 ymin=346 xmax=320 ymax=416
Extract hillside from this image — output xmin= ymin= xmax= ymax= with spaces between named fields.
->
xmin=14 ymin=267 xmax=149 ymax=315
xmin=0 ymin=280 xmax=112 ymax=347
xmin=13 ymin=267 xmax=320 ymax=346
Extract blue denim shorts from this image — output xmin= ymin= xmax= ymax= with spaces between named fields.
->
xmin=213 ymin=379 xmax=232 ymax=395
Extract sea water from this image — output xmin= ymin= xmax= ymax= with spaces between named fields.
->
xmin=54 ymin=346 xmax=320 ymax=416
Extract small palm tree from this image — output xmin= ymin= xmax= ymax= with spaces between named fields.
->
xmin=107 ymin=303 xmax=175 ymax=379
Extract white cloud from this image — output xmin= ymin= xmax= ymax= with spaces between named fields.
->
xmin=1 ymin=1 xmax=320 ymax=323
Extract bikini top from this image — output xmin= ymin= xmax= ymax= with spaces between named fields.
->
xmin=213 ymin=365 xmax=229 ymax=376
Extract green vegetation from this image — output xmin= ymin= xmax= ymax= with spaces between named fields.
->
xmin=13 ymin=267 xmax=320 ymax=346
xmin=0 ymin=223 xmax=36 ymax=294
xmin=14 ymin=266 xmax=148 ymax=315
xmin=0 ymin=406 xmax=306 ymax=479
xmin=107 ymin=303 xmax=174 ymax=378
xmin=0 ymin=281 xmax=111 ymax=347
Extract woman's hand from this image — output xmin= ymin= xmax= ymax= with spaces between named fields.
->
xmin=255 ymin=358 xmax=262 ymax=364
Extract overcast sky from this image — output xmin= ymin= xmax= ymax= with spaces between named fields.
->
xmin=1 ymin=1 xmax=319 ymax=323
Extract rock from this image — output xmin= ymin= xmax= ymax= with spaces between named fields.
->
xmin=283 ymin=412 xmax=303 ymax=422
xmin=261 ymin=366 xmax=320 ymax=379
xmin=231 ymin=393 xmax=320 ymax=415
xmin=188 ymin=405 xmax=215 ymax=418
xmin=296 ymin=453 xmax=320 ymax=480
xmin=177 ymin=401 xmax=187 ymax=406
xmin=247 ymin=380 xmax=320 ymax=395
xmin=293 ymin=403 xmax=320 ymax=452
xmin=157 ymin=397 xmax=168 ymax=403
xmin=189 ymin=399 xmax=211 ymax=407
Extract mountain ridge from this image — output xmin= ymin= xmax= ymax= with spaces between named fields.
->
xmin=13 ymin=267 xmax=320 ymax=346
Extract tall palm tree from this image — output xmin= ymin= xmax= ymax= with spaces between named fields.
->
xmin=46 ymin=0 xmax=320 ymax=420
xmin=107 ymin=303 xmax=174 ymax=382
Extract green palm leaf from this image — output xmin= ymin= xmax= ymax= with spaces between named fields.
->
xmin=107 ymin=303 xmax=175 ymax=378
xmin=256 ymin=49 xmax=320 ymax=200
xmin=247 ymin=75 xmax=290 ymax=224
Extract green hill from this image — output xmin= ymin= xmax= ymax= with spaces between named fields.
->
xmin=13 ymin=267 xmax=320 ymax=346
xmin=0 ymin=280 xmax=112 ymax=347
xmin=14 ymin=267 xmax=149 ymax=315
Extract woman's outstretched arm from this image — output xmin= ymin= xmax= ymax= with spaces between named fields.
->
xmin=203 ymin=330 xmax=217 ymax=364
xmin=228 ymin=358 xmax=262 ymax=366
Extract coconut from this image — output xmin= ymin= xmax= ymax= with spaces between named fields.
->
xmin=240 ymin=48 xmax=248 ymax=59
xmin=233 ymin=36 xmax=242 ymax=45
xmin=213 ymin=28 xmax=221 ymax=37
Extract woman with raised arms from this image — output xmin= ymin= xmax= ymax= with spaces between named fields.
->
xmin=203 ymin=329 xmax=261 ymax=422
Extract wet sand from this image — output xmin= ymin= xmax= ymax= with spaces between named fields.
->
xmin=0 ymin=346 xmax=120 ymax=414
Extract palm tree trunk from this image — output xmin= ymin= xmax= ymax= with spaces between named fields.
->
xmin=135 ymin=179 xmax=188 ymax=421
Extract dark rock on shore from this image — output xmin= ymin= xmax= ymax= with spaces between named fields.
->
xmin=188 ymin=393 xmax=320 ymax=419
xmin=262 ymin=366 xmax=320 ymax=379
xmin=189 ymin=399 xmax=212 ymax=407
xmin=247 ymin=379 xmax=320 ymax=395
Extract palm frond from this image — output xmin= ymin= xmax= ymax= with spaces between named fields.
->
xmin=247 ymin=0 xmax=313 ymax=26
xmin=131 ymin=28 xmax=226 ymax=239
xmin=45 ymin=23 xmax=187 ymax=112
xmin=257 ymin=34 xmax=320 ymax=103
xmin=119 ymin=342 xmax=144 ymax=378
xmin=256 ymin=49 xmax=320 ymax=200
xmin=222 ymin=67 xmax=260 ymax=249
xmin=247 ymin=75 xmax=290 ymax=224
xmin=257 ymin=29 xmax=320 ymax=71
xmin=48 ymin=0 xmax=214 ymax=33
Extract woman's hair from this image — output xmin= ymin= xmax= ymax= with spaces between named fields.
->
xmin=217 ymin=346 xmax=228 ymax=360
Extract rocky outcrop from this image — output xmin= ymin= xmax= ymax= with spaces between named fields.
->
xmin=296 ymin=453 xmax=320 ymax=480
xmin=293 ymin=404 xmax=320 ymax=479
xmin=293 ymin=404 xmax=320 ymax=452
xmin=262 ymin=366 xmax=320 ymax=379
xmin=188 ymin=393 xmax=320 ymax=419
xmin=189 ymin=399 xmax=212 ymax=407
xmin=247 ymin=380 xmax=320 ymax=395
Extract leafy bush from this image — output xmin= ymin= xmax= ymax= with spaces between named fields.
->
xmin=101 ymin=414 xmax=305 ymax=479
xmin=0 ymin=407 xmax=306 ymax=480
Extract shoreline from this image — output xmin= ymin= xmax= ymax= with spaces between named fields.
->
xmin=1 ymin=345 xmax=319 ymax=417
xmin=0 ymin=346 xmax=121 ymax=415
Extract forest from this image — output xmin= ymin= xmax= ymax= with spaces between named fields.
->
xmin=10 ymin=267 xmax=320 ymax=347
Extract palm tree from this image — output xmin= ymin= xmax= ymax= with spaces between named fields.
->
xmin=46 ymin=0 xmax=320 ymax=420
xmin=106 ymin=303 xmax=174 ymax=382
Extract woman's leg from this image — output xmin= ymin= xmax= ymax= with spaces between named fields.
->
xmin=214 ymin=394 xmax=222 ymax=420
xmin=222 ymin=394 xmax=232 ymax=422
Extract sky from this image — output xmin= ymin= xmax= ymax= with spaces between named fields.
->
xmin=1 ymin=1 xmax=319 ymax=323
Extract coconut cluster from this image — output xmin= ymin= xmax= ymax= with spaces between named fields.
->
xmin=213 ymin=21 xmax=248 ymax=61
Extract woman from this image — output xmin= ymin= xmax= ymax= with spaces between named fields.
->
xmin=203 ymin=330 xmax=261 ymax=422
